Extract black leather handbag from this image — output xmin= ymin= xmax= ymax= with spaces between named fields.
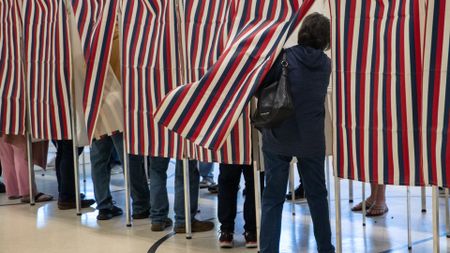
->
xmin=252 ymin=53 xmax=294 ymax=129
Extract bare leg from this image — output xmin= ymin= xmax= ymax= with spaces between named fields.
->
xmin=367 ymin=185 xmax=388 ymax=216
xmin=351 ymin=183 xmax=379 ymax=211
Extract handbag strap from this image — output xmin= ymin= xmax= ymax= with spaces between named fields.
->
xmin=281 ymin=53 xmax=288 ymax=75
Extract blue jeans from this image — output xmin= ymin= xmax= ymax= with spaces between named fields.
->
xmin=260 ymin=151 xmax=334 ymax=253
xmin=149 ymin=157 xmax=199 ymax=226
xmin=90 ymin=133 xmax=150 ymax=214
xmin=199 ymin=162 xmax=214 ymax=180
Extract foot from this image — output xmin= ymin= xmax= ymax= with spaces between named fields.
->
xmin=207 ymin=183 xmax=219 ymax=194
xmin=366 ymin=204 xmax=388 ymax=217
xmin=219 ymin=231 xmax=234 ymax=248
xmin=286 ymin=185 xmax=305 ymax=200
xmin=132 ymin=209 xmax=150 ymax=220
xmin=351 ymin=199 xmax=374 ymax=212
xmin=174 ymin=219 xmax=215 ymax=233
xmin=57 ymin=199 xmax=96 ymax=210
xmin=244 ymin=231 xmax=257 ymax=248
xmin=8 ymin=195 xmax=22 ymax=200
xmin=97 ymin=205 xmax=123 ymax=220
xmin=21 ymin=192 xmax=53 ymax=203
xmin=151 ymin=218 xmax=173 ymax=231
xmin=199 ymin=178 xmax=215 ymax=189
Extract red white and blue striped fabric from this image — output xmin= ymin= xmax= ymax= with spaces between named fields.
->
xmin=0 ymin=0 xmax=25 ymax=136
xmin=72 ymin=0 xmax=103 ymax=59
xmin=330 ymin=0 xmax=426 ymax=186
xmin=72 ymin=0 xmax=118 ymax=142
xmin=154 ymin=0 xmax=315 ymax=151
xmin=23 ymin=0 xmax=73 ymax=140
xmin=121 ymin=0 xmax=186 ymax=157
xmin=422 ymin=0 xmax=450 ymax=187
xmin=179 ymin=0 xmax=251 ymax=164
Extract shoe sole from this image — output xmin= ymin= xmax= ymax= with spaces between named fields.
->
xmin=132 ymin=214 xmax=150 ymax=220
xmin=58 ymin=203 xmax=95 ymax=210
xmin=174 ymin=227 xmax=186 ymax=233
xmin=97 ymin=211 xmax=123 ymax=220
xmin=97 ymin=215 xmax=113 ymax=220
xmin=151 ymin=222 xmax=172 ymax=231
xmin=220 ymin=242 xmax=233 ymax=248
xmin=58 ymin=205 xmax=93 ymax=210
xmin=245 ymin=242 xmax=258 ymax=248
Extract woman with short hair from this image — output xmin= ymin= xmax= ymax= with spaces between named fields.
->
xmin=259 ymin=13 xmax=335 ymax=253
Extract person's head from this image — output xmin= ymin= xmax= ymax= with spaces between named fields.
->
xmin=297 ymin=12 xmax=330 ymax=51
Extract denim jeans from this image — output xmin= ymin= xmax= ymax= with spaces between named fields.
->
xmin=199 ymin=162 xmax=214 ymax=180
xmin=149 ymin=157 xmax=199 ymax=226
xmin=55 ymin=140 xmax=83 ymax=202
xmin=218 ymin=164 xmax=256 ymax=233
xmin=260 ymin=151 xmax=334 ymax=253
xmin=90 ymin=133 xmax=150 ymax=214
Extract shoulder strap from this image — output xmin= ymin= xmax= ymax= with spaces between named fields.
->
xmin=281 ymin=52 xmax=288 ymax=74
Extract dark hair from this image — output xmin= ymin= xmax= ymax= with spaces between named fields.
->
xmin=297 ymin=12 xmax=330 ymax=51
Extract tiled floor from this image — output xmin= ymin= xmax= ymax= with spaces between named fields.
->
xmin=0 ymin=150 xmax=449 ymax=253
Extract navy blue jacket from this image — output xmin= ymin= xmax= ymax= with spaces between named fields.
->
xmin=261 ymin=45 xmax=331 ymax=157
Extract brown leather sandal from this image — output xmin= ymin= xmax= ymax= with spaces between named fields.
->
xmin=21 ymin=192 xmax=53 ymax=203
xmin=351 ymin=200 xmax=374 ymax=212
xmin=366 ymin=204 xmax=389 ymax=217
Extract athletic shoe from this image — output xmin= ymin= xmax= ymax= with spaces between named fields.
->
xmin=219 ymin=231 xmax=233 ymax=248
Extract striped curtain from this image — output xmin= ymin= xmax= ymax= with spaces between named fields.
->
xmin=23 ymin=0 xmax=73 ymax=140
xmin=72 ymin=0 xmax=127 ymax=143
xmin=330 ymin=0 xmax=426 ymax=186
xmin=76 ymin=0 xmax=118 ymax=142
xmin=422 ymin=0 xmax=450 ymax=187
xmin=154 ymin=0 xmax=315 ymax=151
xmin=180 ymin=0 xmax=251 ymax=164
xmin=0 ymin=0 xmax=25 ymax=136
xmin=121 ymin=0 xmax=186 ymax=158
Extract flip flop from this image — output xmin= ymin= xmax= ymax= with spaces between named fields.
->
xmin=366 ymin=204 xmax=389 ymax=217
xmin=8 ymin=195 xmax=22 ymax=200
xmin=351 ymin=200 xmax=374 ymax=212
xmin=21 ymin=193 xmax=54 ymax=203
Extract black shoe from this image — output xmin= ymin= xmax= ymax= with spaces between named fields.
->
xmin=151 ymin=218 xmax=173 ymax=231
xmin=219 ymin=231 xmax=233 ymax=248
xmin=174 ymin=219 xmax=215 ymax=233
xmin=132 ymin=209 xmax=150 ymax=220
xmin=286 ymin=185 xmax=305 ymax=200
xmin=244 ymin=231 xmax=257 ymax=248
xmin=58 ymin=199 xmax=96 ymax=210
xmin=97 ymin=205 xmax=123 ymax=220
xmin=208 ymin=183 xmax=219 ymax=194
xmin=0 ymin=182 xmax=5 ymax=193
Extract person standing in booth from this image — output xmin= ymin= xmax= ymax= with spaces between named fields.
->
xmin=89 ymin=24 xmax=151 ymax=220
xmin=259 ymin=13 xmax=335 ymax=253
xmin=217 ymin=163 xmax=257 ymax=248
